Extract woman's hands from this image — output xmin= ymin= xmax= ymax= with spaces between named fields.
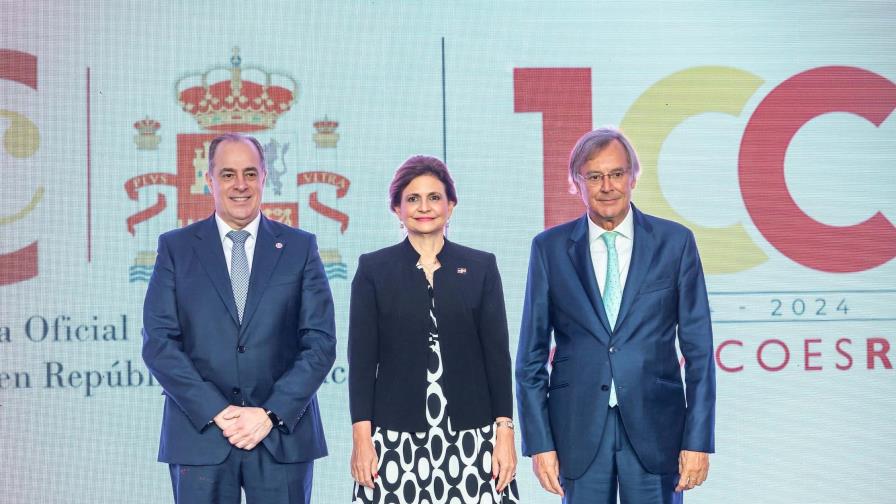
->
xmin=492 ymin=417 xmax=517 ymax=493
xmin=351 ymin=421 xmax=379 ymax=489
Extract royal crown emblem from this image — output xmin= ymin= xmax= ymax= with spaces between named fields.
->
xmin=127 ymin=46 xmax=352 ymax=282
xmin=133 ymin=116 xmax=161 ymax=150
xmin=313 ymin=117 xmax=340 ymax=148
xmin=175 ymin=47 xmax=297 ymax=132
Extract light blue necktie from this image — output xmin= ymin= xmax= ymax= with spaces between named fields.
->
xmin=601 ymin=231 xmax=622 ymax=329
xmin=227 ymin=230 xmax=250 ymax=323
xmin=601 ymin=231 xmax=621 ymax=406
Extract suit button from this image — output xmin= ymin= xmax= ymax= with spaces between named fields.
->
xmin=609 ymin=346 xmax=618 ymax=354
xmin=232 ymin=387 xmax=241 ymax=395
xmin=601 ymin=385 xmax=609 ymax=391
xmin=238 ymin=345 xmax=246 ymax=353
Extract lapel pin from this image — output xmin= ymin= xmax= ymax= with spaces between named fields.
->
xmin=275 ymin=242 xmax=283 ymax=249
xmin=457 ymin=267 xmax=467 ymax=275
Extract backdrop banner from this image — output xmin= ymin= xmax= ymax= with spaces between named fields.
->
xmin=1 ymin=2 xmax=894 ymax=503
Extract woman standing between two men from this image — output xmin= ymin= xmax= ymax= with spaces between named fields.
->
xmin=348 ymin=155 xmax=520 ymax=503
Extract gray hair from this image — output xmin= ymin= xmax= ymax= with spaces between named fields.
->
xmin=567 ymin=127 xmax=640 ymax=193
xmin=207 ymin=133 xmax=267 ymax=174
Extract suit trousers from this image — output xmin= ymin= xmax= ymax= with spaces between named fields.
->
xmin=561 ymin=406 xmax=681 ymax=504
xmin=168 ymin=445 xmax=313 ymax=504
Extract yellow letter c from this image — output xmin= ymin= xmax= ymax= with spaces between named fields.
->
xmin=620 ymin=66 xmax=766 ymax=274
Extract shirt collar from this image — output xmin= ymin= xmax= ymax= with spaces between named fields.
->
xmin=214 ymin=211 xmax=262 ymax=244
xmin=588 ymin=203 xmax=634 ymax=243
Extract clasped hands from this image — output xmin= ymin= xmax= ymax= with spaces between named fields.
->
xmin=214 ymin=405 xmax=273 ymax=451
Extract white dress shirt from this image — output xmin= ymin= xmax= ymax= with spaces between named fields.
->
xmin=214 ymin=212 xmax=261 ymax=276
xmin=587 ymin=204 xmax=635 ymax=407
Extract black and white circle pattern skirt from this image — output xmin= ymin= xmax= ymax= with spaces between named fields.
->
xmin=352 ymin=285 xmax=519 ymax=504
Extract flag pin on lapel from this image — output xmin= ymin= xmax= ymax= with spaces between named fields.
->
xmin=275 ymin=242 xmax=283 ymax=249
xmin=457 ymin=267 xmax=467 ymax=274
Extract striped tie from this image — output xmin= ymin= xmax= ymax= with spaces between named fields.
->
xmin=227 ymin=230 xmax=250 ymax=323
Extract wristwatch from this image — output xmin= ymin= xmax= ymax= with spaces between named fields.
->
xmin=496 ymin=419 xmax=515 ymax=430
xmin=265 ymin=409 xmax=284 ymax=428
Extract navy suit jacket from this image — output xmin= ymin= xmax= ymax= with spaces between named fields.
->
xmin=515 ymin=205 xmax=715 ymax=478
xmin=142 ymin=214 xmax=336 ymax=465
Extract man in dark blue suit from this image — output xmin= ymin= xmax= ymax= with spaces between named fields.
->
xmin=142 ymin=133 xmax=336 ymax=503
xmin=516 ymin=127 xmax=715 ymax=503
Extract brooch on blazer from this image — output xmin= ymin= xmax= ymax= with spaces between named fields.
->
xmin=275 ymin=242 xmax=283 ymax=249
xmin=456 ymin=267 xmax=467 ymax=274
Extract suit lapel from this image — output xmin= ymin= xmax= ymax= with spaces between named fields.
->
xmin=615 ymin=205 xmax=653 ymax=330
xmin=567 ymin=216 xmax=613 ymax=340
xmin=192 ymin=216 xmax=240 ymax=326
xmin=239 ymin=215 xmax=283 ymax=334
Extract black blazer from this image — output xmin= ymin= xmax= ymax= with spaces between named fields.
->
xmin=348 ymin=238 xmax=513 ymax=432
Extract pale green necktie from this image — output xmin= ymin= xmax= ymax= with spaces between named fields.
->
xmin=601 ymin=231 xmax=621 ymax=406
xmin=601 ymin=231 xmax=621 ymax=329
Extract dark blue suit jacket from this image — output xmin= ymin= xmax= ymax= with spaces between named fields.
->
xmin=516 ymin=205 xmax=715 ymax=478
xmin=142 ymin=214 xmax=336 ymax=465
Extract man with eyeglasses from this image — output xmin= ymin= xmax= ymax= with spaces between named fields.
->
xmin=516 ymin=127 xmax=715 ymax=503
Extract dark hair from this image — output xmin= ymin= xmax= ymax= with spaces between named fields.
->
xmin=207 ymin=133 xmax=267 ymax=174
xmin=389 ymin=155 xmax=457 ymax=209
xmin=568 ymin=126 xmax=640 ymax=193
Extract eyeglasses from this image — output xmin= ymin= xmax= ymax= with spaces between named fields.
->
xmin=576 ymin=169 xmax=630 ymax=186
